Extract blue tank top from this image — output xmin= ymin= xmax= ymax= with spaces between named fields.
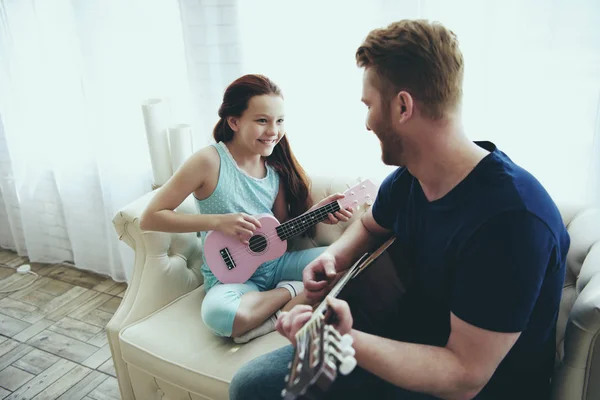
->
xmin=195 ymin=141 xmax=280 ymax=289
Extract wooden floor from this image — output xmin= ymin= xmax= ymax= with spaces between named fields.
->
xmin=0 ymin=248 xmax=125 ymax=400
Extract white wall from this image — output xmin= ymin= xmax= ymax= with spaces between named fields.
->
xmin=233 ymin=0 xmax=600 ymax=204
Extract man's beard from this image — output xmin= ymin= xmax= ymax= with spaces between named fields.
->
xmin=374 ymin=116 xmax=403 ymax=166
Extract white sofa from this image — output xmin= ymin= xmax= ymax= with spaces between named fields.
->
xmin=108 ymin=175 xmax=600 ymax=400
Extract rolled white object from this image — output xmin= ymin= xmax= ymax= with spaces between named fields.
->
xmin=142 ymin=99 xmax=172 ymax=186
xmin=169 ymin=124 xmax=194 ymax=173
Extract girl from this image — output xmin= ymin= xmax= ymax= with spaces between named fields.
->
xmin=140 ymin=74 xmax=353 ymax=343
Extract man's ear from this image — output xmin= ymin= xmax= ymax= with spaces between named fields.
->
xmin=227 ymin=116 xmax=239 ymax=132
xmin=396 ymin=91 xmax=413 ymax=122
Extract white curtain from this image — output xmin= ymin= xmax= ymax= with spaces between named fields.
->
xmin=0 ymin=0 xmax=191 ymax=281
xmin=592 ymin=99 xmax=600 ymax=204
xmin=1 ymin=0 xmax=598 ymax=282
xmin=236 ymin=0 xmax=600 ymax=205
xmin=177 ymin=0 xmax=243 ymax=147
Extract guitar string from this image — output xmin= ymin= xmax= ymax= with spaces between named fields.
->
xmin=288 ymin=240 xmax=395 ymax=386
xmin=296 ymin=261 xmax=358 ymax=337
xmin=295 ymin=239 xmax=394 ymax=336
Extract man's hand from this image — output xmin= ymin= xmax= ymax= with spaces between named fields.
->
xmin=276 ymin=298 xmax=354 ymax=346
xmin=303 ymin=253 xmax=340 ymax=302
xmin=309 ymin=193 xmax=354 ymax=225
xmin=275 ymin=305 xmax=313 ymax=346
xmin=324 ymin=297 xmax=353 ymax=335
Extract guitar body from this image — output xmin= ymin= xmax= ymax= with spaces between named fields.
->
xmin=203 ymin=214 xmax=287 ymax=284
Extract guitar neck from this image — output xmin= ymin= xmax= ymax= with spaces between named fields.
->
xmin=285 ymin=235 xmax=396 ymax=398
xmin=300 ymin=236 xmax=397 ymax=333
xmin=276 ymin=202 xmax=341 ymax=241
xmin=309 ymin=255 xmax=364 ymax=323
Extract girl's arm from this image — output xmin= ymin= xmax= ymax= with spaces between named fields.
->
xmin=140 ymin=146 xmax=221 ymax=233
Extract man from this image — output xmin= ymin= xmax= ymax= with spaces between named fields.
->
xmin=229 ymin=19 xmax=569 ymax=400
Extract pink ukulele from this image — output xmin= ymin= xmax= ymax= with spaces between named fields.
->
xmin=203 ymin=179 xmax=378 ymax=284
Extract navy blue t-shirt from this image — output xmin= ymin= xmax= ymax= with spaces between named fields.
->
xmin=371 ymin=141 xmax=570 ymax=399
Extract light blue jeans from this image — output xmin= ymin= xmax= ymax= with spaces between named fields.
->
xmin=229 ymin=345 xmax=437 ymax=400
xmin=229 ymin=256 xmax=439 ymax=400
xmin=201 ymin=247 xmax=326 ymax=337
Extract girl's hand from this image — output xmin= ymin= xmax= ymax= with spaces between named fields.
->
xmin=215 ymin=213 xmax=262 ymax=244
xmin=310 ymin=193 xmax=354 ymax=225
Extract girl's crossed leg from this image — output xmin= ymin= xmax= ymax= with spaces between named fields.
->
xmin=201 ymin=246 xmax=327 ymax=339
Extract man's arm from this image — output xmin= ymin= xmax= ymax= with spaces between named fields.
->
xmin=284 ymin=211 xmax=555 ymax=399
xmin=349 ymin=313 xmax=519 ymax=400
xmin=302 ymin=174 xmax=399 ymax=301
xmin=279 ymin=297 xmax=519 ymax=400
xmin=324 ymin=207 xmax=393 ymax=272
xmin=349 ymin=211 xmax=555 ymax=399
xmin=323 ymin=171 xmax=398 ymax=271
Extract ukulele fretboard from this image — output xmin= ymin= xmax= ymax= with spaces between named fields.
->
xmin=276 ymin=202 xmax=341 ymax=241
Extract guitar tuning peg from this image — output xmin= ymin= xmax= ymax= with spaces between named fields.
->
xmin=281 ymin=388 xmax=287 ymax=398
xmin=340 ymin=333 xmax=354 ymax=348
xmin=339 ymin=356 xmax=357 ymax=375
xmin=341 ymin=346 xmax=356 ymax=357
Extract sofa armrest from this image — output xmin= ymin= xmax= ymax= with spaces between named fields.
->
xmin=107 ymin=175 xmax=379 ymax=400
xmin=552 ymin=269 xmax=600 ymax=400
xmin=111 ymin=189 xmax=204 ymax=321
xmin=552 ymin=207 xmax=600 ymax=400
xmin=108 ymin=189 xmax=204 ymax=400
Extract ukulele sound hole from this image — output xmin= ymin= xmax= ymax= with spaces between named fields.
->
xmin=248 ymin=234 xmax=268 ymax=253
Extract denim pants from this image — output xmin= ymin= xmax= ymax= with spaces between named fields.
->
xmin=228 ymin=250 xmax=440 ymax=400
xmin=201 ymin=247 xmax=326 ymax=337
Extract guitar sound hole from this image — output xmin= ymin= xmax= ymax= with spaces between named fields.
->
xmin=248 ymin=234 xmax=268 ymax=253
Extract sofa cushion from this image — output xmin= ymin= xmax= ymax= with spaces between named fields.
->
xmin=119 ymin=285 xmax=289 ymax=399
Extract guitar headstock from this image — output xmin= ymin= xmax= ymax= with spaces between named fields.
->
xmin=338 ymin=179 xmax=378 ymax=211
xmin=280 ymin=237 xmax=396 ymax=399
xmin=281 ymin=317 xmax=357 ymax=399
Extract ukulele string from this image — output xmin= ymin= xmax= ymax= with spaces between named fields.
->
xmin=222 ymin=203 xmax=342 ymax=259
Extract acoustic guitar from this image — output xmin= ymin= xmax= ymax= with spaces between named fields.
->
xmin=281 ymin=236 xmax=397 ymax=399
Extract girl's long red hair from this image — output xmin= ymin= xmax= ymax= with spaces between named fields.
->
xmin=213 ymin=74 xmax=315 ymax=237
